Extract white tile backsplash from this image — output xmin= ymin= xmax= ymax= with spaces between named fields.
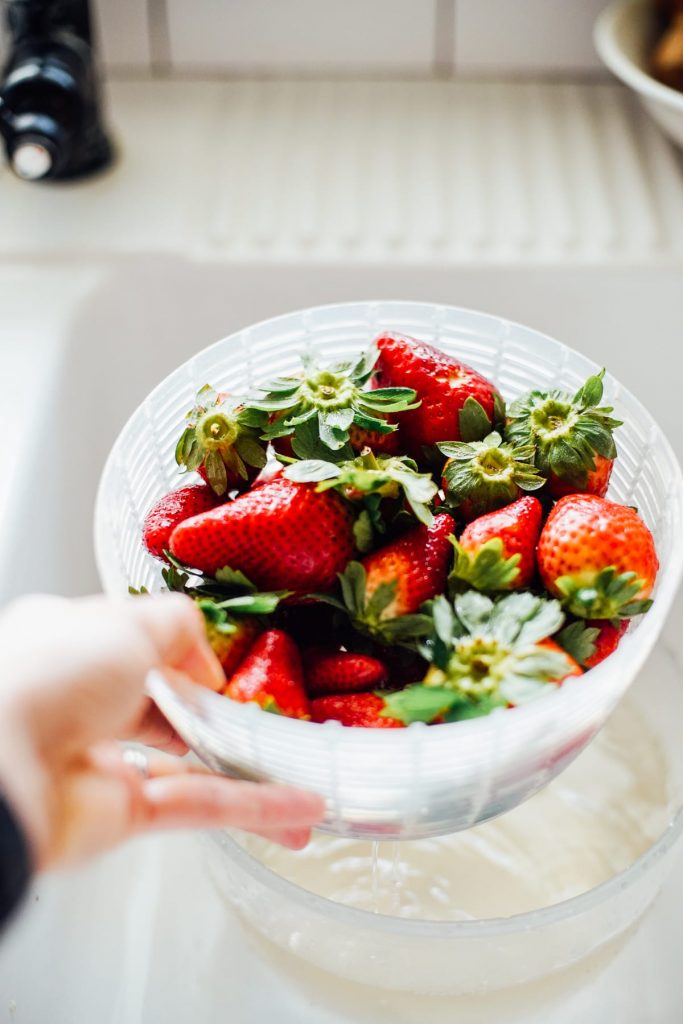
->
xmin=0 ymin=1 xmax=149 ymax=72
xmin=165 ymin=0 xmax=438 ymax=74
xmin=454 ymin=0 xmax=605 ymax=75
xmin=92 ymin=0 xmax=151 ymax=71
xmin=0 ymin=0 xmax=609 ymax=81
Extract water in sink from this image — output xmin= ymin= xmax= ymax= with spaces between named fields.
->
xmin=238 ymin=692 xmax=669 ymax=920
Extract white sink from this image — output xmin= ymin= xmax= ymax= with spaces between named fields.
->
xmin=0 ymin=259 xmax=682 ymax=1022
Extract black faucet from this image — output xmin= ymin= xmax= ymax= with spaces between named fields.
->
xmin=0 ymin=0 xmax=113 ymax=181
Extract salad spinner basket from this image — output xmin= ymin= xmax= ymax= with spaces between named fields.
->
xmin=95 ymin=302 xmax=683 ymax=840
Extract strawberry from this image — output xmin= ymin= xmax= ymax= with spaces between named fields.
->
xmin=584 ymin=620 xmax=629 ymax=668
xmin=170 ymin=476 xmax=357 ymax=594
xmin=243 ymin=349 xmax=418 ymax=462
xmin=284 ymin=450 xmax=438 ymax=535
xmin=537 ymin=494 xmax=658 ymax=619
xmin=375 ymin=333 xmax=504 ymax=462
xmin=142 ymin=484 xmax=221 ymax=561
xmin=382 ymin=591 xmax=580 ymax=725
xmin=310 ymin=692 xmax=404 ymax=728
xmin=439 ymin=432 xmax=545 ymax=522
xmin=303 ymin=649 xmax=389 ymax=696
xmin=555 ymin=617 xmax=629 ymax=668
xmin=505 ymin=370 xmax=621 ymax=498
xmin=450 ymin=496 xmax=543 ymax=592
xmin=175 ymin=385 xmax=269 ymax=496
xmin=203 ymin=609 xmax=262 ymax=678
xmin=327 ymin=514 xmax=454 ymax=644
xmin=224 ymin=629 xmax=310 ymax=719
xmin=547 ymin=454 xmax=613 ymax=501
xmin=348 ymin=423 xmax=400 ymax=455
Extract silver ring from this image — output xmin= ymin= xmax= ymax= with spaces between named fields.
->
xmin=123 ymin=748 xmax=150 ymax=778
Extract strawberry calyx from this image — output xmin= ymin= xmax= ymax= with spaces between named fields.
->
xmin=439 ymin=431 xmax=545 ymax=518
xmin=175 ymin=385 xmax=269 ymax=496
xmin=382 ymin=591 xmax=570 ymax=724
xmin=505 ymin=370 xmax=622 ymax=488
xmin=311 ymin=561 xmax=433 ymax=646
xmin=554 ymin=620 xmax=601 ymax=667
xmin=161 ymin=554 xmax=290 ymax=611
xmin=554 ymin=567 xmax=653 ymax=620
xmin=448 ymin=537 xmax=522 ymax=593
xmin=243 ymin=348 xmax=419 ymax=459
xmin=283 ymin=449 xmax=437 ymax=530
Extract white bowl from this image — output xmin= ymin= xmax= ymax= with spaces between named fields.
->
xmin=95 ymin=301 xmax=683 ymax=841
xmin=595 ymin=0 xmax=683 ymax=149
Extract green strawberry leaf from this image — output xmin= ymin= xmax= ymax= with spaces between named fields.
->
xmin=291 ymin=418 xmax=353 ymax=463
xmin=365 ymin=580 xmax=397 ymax=620
xmin=338 ymin=561 xmax=367 ymax=619
xmin=214 ymin=566 xmax=258 ymax=592
xmin=458 ymin=397 xmax=493 ymax=443
xmin=381 ymin=685 xmax=461 ymax=724
xmin=443 ymin=693 xmax=507 ymax=721
xmin=555 ymin=621 xmax=600 ymax=667
xmin=284 ymin=459 xmax=341 ymax=483
xmin=449 ymin=537 xmax=521 ymax=594
xmin=453 ymin=591 xmax=495 ymax=635
xmin=555 ymin=567 xmax=647 ymax=620
xmin=234 ymin=435 xmax=268 ymax=469
xmin=353 ymin=510 xmax=375 ymax=554
xmin=487 ymin=592 xmax=564 ymax=646
xmin=213 ymin=592 xmax=287 ymax=614
xmin=573 ymin=370 xmax=604 ymax=409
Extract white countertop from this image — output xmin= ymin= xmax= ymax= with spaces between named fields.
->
xmin=0 ymin=78 xmax=682 ymax=264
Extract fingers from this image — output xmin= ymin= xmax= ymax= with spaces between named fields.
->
xmin=139 ymin=777 xmax=326 ymax=835
xmin=130 ymin=594 xmax=224 ymax=692
xmin=123 ymin=706 xmax=189 ymax=756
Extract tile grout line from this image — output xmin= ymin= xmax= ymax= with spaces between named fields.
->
xmin=434 ymin=0 xmax=456 ymax=78
xmin=147 ymin=0 xmax=172 ymax=77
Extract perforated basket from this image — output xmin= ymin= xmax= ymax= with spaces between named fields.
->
xmin=95 ymin=302 xmax=683 ymax=840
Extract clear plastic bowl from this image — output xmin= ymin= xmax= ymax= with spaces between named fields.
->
xmin=202 ymin=645 xmax=683 ymax=996
xmin=95 ymin=301 xmax=683 ymax=840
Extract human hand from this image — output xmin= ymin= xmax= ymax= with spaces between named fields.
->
xmin=0 ymin=594 xmax=325 ymax=869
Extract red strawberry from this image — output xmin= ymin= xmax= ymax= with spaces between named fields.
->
xmin=204 ymin=613 xmax=262 ymax=678
xmin=310 ymin=692 xmax=404 ymax=728
xmin=537 ymin=494 xmax=658 ymax=619
xmin=375 ymin=333 xmax=503 ymax=461
xmin=362 ymin=514 xmax=454 ymax=618
xmin=224 ymin=629 xmax=310 ymax=719
xmin=450 ymin=496 xmax=543 ymax=591
xmin=334 ymin=514 xmax=454 ymax=643
xmin=175 ymin=385 xmax=268 ymax=496
xmin=547 ymin=454 xmax=613 ymax=500
xmin=170 ymin=476 xmax=357 ymax=594
xmin=143 ymin=484 xmax=221 ymax=561
xmin=383 ymin=591 xmax=581 ymax=725
xmin=506 ymin=371 xmax=621 ymax=498
xmin=348 ymin=424 xmax=400 ymax=455
xmin=583 ymin=619 xmax=629 ymax=668
xmin=303 ymin=649 xmax=389 ymax=696
xmin=244 ymin=350 xmax=418 ymax=462
xmin=440 ymin=432 xmax=545 ymax=522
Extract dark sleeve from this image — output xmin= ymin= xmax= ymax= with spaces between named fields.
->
xmin=0 ymin=792 xmax=32 ymax=928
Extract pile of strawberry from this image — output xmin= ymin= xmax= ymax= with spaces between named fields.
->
xmin=138 ymin=334 xmax=658 ymax=728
